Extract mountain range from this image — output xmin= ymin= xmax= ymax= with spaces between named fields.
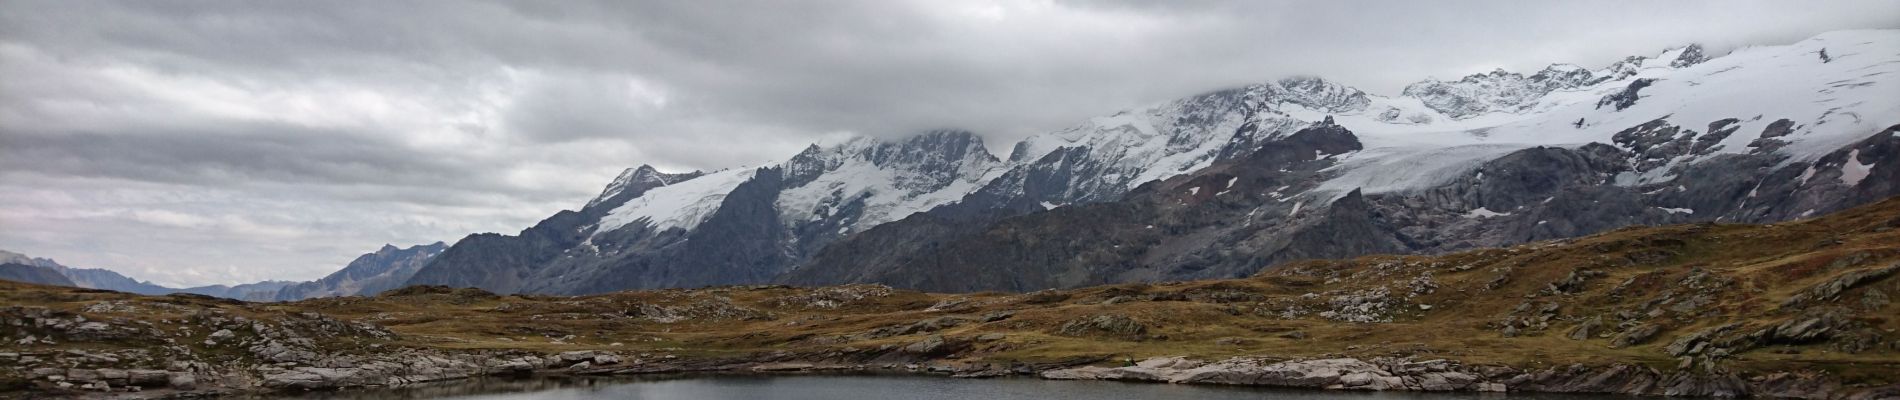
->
xmin=400 ymin=30 xmax=1899 ymax=294
xmin=7 ymin=30 xmax=1897 ymax=297
xmin=0 ymin=243 xmax=446 ymax=301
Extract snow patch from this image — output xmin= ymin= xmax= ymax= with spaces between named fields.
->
xmin=1839 ymin=149 xmax=1874 ymax=187
xmin=1464 ymin=207 xmax=1511 ymax=218
xmin=597 ymin=168 xmax=758 ymax=233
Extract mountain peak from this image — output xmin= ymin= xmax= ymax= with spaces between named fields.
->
xmin=585 ymin=164 xmax=700 ymax=209
xmin=1666 ymin=43 xmax=1709 ymax=68
xmin=790 ymin=130 xmax=994 ymax=171
xmin=1274 ymin=76 xmax=1371 ymax=113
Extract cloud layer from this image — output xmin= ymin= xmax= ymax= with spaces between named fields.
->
xmin=2 ymin=0 xmax=1895 ymax=286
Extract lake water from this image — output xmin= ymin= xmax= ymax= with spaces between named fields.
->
xmin=259 ymin=374 xmax=1646 ymax=400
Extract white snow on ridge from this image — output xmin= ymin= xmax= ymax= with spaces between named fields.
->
xmin=1315 ymin=144 xmax=1527 ymax=197
xmin=597 ymin=168 xmax=757 ymax=233
xmin=1309 ymin=29 xmax=1900 ymax=195
xmin=1005 ymin=86 xmax=1308 ymax=200
xmin=772 ymin=132 xmax=1003 ymax=232
xmin=774 ymin=153 xmax=998 ymax=232
xmin=1465 ymin=207 xmax=1511 ymax=218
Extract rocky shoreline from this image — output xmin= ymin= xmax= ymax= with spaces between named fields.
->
xmin=13 ymin=345 xmax=1900 ymax=399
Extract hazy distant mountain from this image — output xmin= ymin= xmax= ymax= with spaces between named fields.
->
xmin=1 ymin=244 xmax=444 ymax=301
xmin=0 ymin=249 xmax=175 ymax=295
xmin=176 ymin=281 xmax=300 ymax=301
xmin=270 ymin=242 xmax=447 ymax=300
xmin=0 ymin=263 xmax=76 ymax=287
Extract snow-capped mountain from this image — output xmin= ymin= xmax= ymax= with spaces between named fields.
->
xmin=404 ymin=130 xmax=1002 ymax=294
xmin=408 ymin=30 xmax=1900 ymax=295
xmin=785 ymin=30 xmax=1900 ymax=291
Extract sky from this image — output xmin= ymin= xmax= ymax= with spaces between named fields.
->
xmin=1 ymin=0 xmax=1896 ymax=287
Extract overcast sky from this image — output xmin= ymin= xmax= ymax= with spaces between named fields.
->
xmin=1 ymin=1 xmax=1895 ymax=287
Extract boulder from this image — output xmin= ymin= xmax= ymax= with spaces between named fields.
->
xmin=126 ymin=369 xmax=169 ymax=387
xmin=593 ymin=354 xmax=621 ymax=365
xmin=1568 ymin=316 xmax=1602 ymax=340
xmin=167 ymin=373 xmax=196 ymax=390
xmin=557 ymin=351 xmax=598 ymax=365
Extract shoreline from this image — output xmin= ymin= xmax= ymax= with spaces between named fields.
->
xmin=17 ymin=348 xmax=1897 ymax=399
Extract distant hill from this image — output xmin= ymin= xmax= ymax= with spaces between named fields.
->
xmin=0 ymin=243 xmax=446 ymax=301
xmin=268 ymin=242 xmax=448 ymax=300
xmin=0 ymin=262 xmax=75 ymax=287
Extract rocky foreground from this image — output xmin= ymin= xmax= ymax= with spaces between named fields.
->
xmin=5 ymin=198 xmax=1900 ymax=399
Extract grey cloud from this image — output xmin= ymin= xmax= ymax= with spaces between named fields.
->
xmin=1 ymin=126 xmax=468 ymax=188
